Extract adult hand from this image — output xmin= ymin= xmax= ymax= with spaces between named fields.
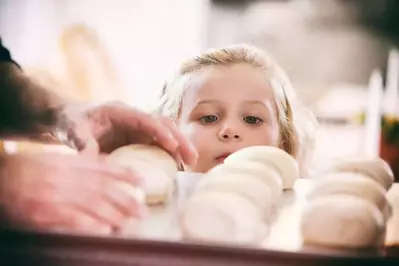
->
xmin=0 ymin=152 xmax=145 ymax=234
xmin=56 ymin=101 xmax=197 ymax=166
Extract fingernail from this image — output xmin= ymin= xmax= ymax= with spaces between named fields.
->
xmin=174 ymin=153 xmax=183 ymax=166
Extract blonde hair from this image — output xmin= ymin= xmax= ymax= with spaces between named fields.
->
xmin=155 ymin=44 xmax=317 ymax=177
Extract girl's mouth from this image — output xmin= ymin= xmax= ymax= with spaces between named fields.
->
xmin=215 ymin=153 xmax=231 ymax=163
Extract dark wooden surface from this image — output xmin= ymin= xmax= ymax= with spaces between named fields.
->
xmin=0 ymin=229 xmax=398 ymax=266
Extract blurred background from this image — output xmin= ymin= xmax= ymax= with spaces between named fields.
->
xmin=1 ymin=0 xmax=398 ymax=174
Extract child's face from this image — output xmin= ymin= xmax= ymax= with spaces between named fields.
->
xmin=178 ymin=63 xmax=280 ymax=173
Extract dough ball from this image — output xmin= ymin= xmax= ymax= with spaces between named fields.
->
xmin=319 ymin=157 xmax=394 ymax=190
xmin=386 ymin=184 xmax=399 ymax=209
xmin=224 ymin=146 xmax=298 ymax=190
xmin=195 ymin=172 xmax=276 ymax=220
xmin=207 ymin=162 xmax=283 ymax=202
xmin=180 ymin=191 xmax=267 ymax=245
xmin=385 ymin=215 xmax=399 ymax=247
xmin=108 ymin=155 xmax=174 ymax=205
xmin=109 ymin=144 xmax=178 ymax=179
xmin=301 ymin=195 xmax=385 ymax=248
xmin=385 ymin=184 xmax=399 ymax=246
xmin=307 ymin=172 xmax=387 ymax=211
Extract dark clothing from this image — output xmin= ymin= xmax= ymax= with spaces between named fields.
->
xmin=0 ymin=38 xmax=20 ymax=68
xmin=0 ymin=38 xmax=12 ymax=62
xmin=0 ymin=37 xmax=60 ymax=137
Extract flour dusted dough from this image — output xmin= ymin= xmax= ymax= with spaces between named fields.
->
xmin=307 ymin=172 xmax=387 ymax=211
xmin=386 ymin=183 xmax=399 ymax=209
xmin=109 ymin=144 xmax=178 ymax=179
xmin=301 ymin=195 xmax=385 ymax=248
xmin=108 ymin=145 xmax=177 ymax=205
xmin=385 ymin=184 xmax=399 ymax=246
xmin=224 ymin=146 xmax=298 ymax=189
xmin=207 ymin=162 xmax=283 ymax=201
xmin=180 ymin=191 xmax=267 ymax=245
xmin=321 ymin=157 xmax=394 ymax=190
xmin=195 ymin=172 xmax=275 ymax=219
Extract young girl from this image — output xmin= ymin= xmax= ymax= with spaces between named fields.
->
xmin=155 ymin=44 xmax=317 ymax=177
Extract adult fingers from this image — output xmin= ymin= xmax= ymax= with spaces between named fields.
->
xmin=107 ymin=105 xmax=179 ymax=154
xmin=25 ymin=203 xmax=113 ymax=234
xmin=158 ymin=117 xmax=198 ymax=168
xmin=100 ymin=179 xmax=146 ymax=218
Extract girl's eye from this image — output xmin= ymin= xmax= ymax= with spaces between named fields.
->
xmin=200 ymin=115 xmax=218 ymax=124
xmin=243 ymin=116 xmax=263 ymax=125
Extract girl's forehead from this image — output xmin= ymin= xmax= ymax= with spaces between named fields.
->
xmin=183 ymin=64 xmax=275 ymax=103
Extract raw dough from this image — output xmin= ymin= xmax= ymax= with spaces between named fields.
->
xmin=224 ymin=146 xmax=298 ymax=190
xmin=307 ymin=172 xmax=387 ymax=211
xmin=385 ymin=184 xmax=399 ymax=246
xmin=108 ymin=145 xmax=176 ymax=205
xmin=136 ymin=161 xmax=175 ymax=205
xmin=300 ymin=195 xmax=385 ymax=248
xmin=180 ymin=191 xmax=267 ymax=245
xmin=195 ymin=172 xmax=276 ymax=220
xmin=109 ymin=144 xmax=178 ymax=179
xmin=385 ymin=215 xmax=399 ymax=246
xmin=319 ymin=157 xmax=394 ymax=190
xmin=207 ymin=162 xmax=283 ymax=201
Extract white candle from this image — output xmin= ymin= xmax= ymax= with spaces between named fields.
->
xmin=365 ymin=69 xmax=383 ymax=157
xmin=384 ymin=48 xmax=399 ymax=116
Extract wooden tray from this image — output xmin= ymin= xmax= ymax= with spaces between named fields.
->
xmin=1 ymin=175 xmax=398 ymax=265
xmin=0 ymin=229 xmax=397 ymax=266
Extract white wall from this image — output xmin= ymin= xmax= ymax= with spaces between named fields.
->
xmin=0 ymin=0 xmax=211 ymax=110
xmin=207 ymin=0 xmax=389 ymax=92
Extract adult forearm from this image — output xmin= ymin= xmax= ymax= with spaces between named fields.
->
xmin=0 ymin=62 xmax=65 ymax=138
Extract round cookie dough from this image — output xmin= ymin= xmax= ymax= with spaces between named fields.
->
xmin=385 ymin=184 xmax=399 ymax=246
xmin=301 ymin=195 xmax=385 ymax=248
xmin=108 ymin=148 xmax=175 ymax=205
xmin=224 ymin=146 xmax=299 ymax=190
xmin=195 ymin=172 xmax=276 ymax=220
xmin=207 ymin=162 xmax=283 ymax=201
xmin=109 ymin=144 xmax=178 ymax=179
xmin=319 ymin=157 xmax=394 ymax=190
xmin=307 ymin=172 xmax=387 ymax=211
xmin=180 ymin=191 xmax=267 ymax=245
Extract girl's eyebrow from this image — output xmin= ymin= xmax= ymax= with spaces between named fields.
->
xmin=242 ymin=100 xmax=268 ymax=107
xmin=194 ymin=99 xmax=219 ymax=107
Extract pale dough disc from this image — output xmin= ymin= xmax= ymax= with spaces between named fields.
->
xmin=385 ymin=184 xmax=399 ymax=246
xmin=207 ymin=162 xmax=283 ymax=202
xmin=319 ymin=157 xmax=394 ymax=190
xmin=108 ymin=155 xmax=174 ymax=205
xmin=307 ymin=172 xmax=387 ymax=211
xmin=109 ymin=144 xmax=178 ymax=179
xmin=386 ymin=183 xmax=399 ymax=210
xmin=301 ymin=195 xmax=385 ymax=248
xmin=224 ymin=146 xmax=298 ymax=190
xmin=195 ymin=172 xmax=276 ymax=220
xmin=385 ymin=214 xmax=399 ymax=246
xmin=180 ymin=191 xmax=267 ymax=245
